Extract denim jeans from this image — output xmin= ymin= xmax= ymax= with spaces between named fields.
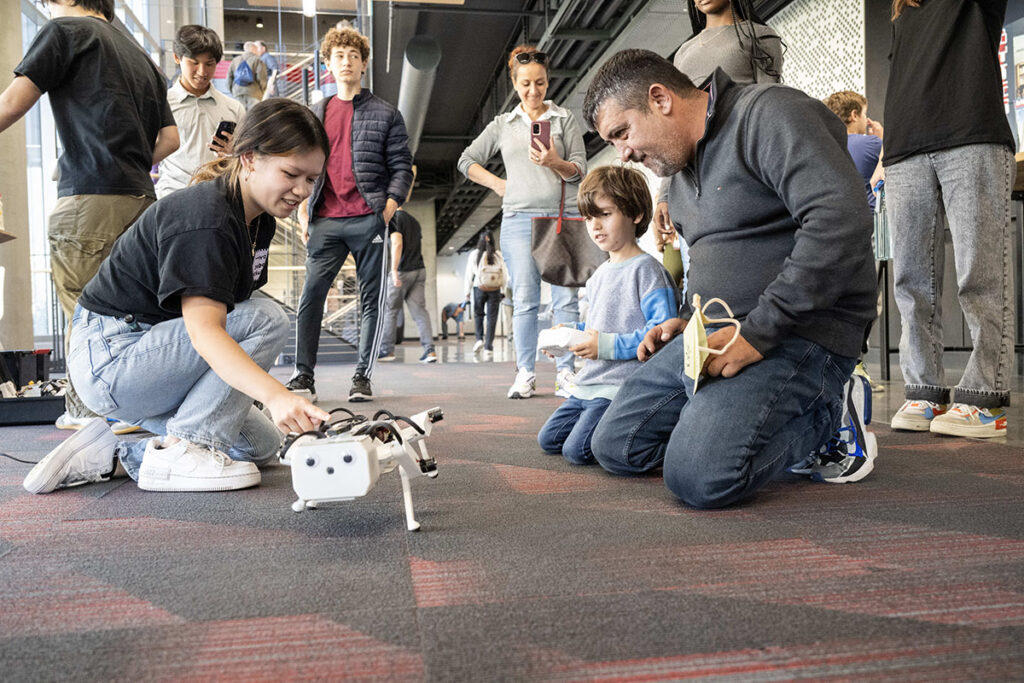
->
xmin=295 ymin=213 xmax=388 ymax=379
xmin=68 ymin=299 xmax=287 ymax=480
xmin=538 ymin=395 xmax=612 ymax=465
xmin=379 ymin=268 xmax=434 ymax=355
xmin=499 ymin=211 xmax=579 ymax=373
xmin=887 ymin=143 xmax=1015 ymax=408
xmin=591 ymin=333 xmax=854 ymax=509
xmin=473 ymin=287 xmax=503 ymax=351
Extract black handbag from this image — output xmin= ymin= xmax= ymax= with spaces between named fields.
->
xmin=530 ymin=181 xmax=607 ymax=288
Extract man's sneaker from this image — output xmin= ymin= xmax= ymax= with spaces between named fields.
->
xmin=810 ymin=374 xmax=877 ymax=484
xmin=286 ymin=373 xmax=317 ymax=402
xmin=378 ymin=352 xmax=396 ymax=362
xmin=554 ymin=368 xmax=577 ymax=399
xmin=891 ymin=399 xmax=947 ymax=431
xmin=349 ymin=374 xmax=373 ymax=402
xmin=507 ymin=368 xmax=536 ymax=399
xmin=482 ymin=349 xmax=494 ymax=361
xmin=853 ymin=361 xmax=884 ymax=393
xmin=419 ymin=350 xmax=438 ymax=364
xmin=472 ymin=340 xmax=485 ymax=353
xmin=929 ymin=403 xmax=1007 ymax=438
xmin=55 ymin=412 xmax=140 ymax=435
xmin=137 ymin=439 xmax=260 ymax=492
xmin=24 ymin=417 xmax=119 ymax=494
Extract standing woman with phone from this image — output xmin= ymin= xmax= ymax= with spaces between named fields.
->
xmin=458 ymin=45 xmax=587 ymax=399
xmin=157 ymin=24 xmax=246 ymax=199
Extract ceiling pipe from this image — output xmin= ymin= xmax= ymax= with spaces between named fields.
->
xmin=397 ymin=35 xmax=442 ymax=157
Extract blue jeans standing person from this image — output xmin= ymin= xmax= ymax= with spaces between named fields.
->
xmin=500 ymin=210 xmax=579 ymax=397
xmin=592 ymin=333 xmax=854 ymax=508
xmin=538 ymin=396 xmax=612 ymax=465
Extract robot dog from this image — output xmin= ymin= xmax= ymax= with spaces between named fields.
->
xmin=279 ymin=407 xmax=442 ymax=531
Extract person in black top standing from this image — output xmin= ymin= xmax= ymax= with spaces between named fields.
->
xmin=884 ymin=0 xmax=1016 ymax=439
xmin=0 ymin=0 xmax=179 ymax=432
xmin=23 ymin=100 xmax=331 ymax=495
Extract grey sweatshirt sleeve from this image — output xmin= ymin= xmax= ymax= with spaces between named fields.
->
xmin=739 ymin=89 xmax=873 ymax=355
xmin=561 ymin=111 xmax=587 ymax=182
xmin=458 ymin=117 xmax=502 ymax=179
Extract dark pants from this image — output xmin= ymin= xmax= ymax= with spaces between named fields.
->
xmin=295 ymin=212 xmax=388 ymax=378
xmin=473 ymin=287 xmax=502 ymax=351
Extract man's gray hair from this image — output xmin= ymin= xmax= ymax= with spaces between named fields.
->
xmin=243 ymin=41 xmax=257 ymax=52
xmin=583 ymin=49 xmax=699 ymax=130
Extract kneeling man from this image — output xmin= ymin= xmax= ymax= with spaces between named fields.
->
xmin=583 ymin=49 xmax=877 ymax=508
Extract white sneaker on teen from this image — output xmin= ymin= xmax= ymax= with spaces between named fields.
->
xmin=929 ymin=403 xmax=1007 ymax=438
xmin=507 ymin=368 xmax=536 ymax=399
xmin=24 ymin=417 xmax=119 ymax=494
xmin=554 ymin=368 xmax=577 ymax=399
xmin=473 ymin=340 xmax=485 ymax=353
xmin=482 ymin=349 xmax=493 ymax=361
xmin=137 ymin=439 xmax=260 ymax=492
xmin=890 ymin=400 xmax=947 ymax=431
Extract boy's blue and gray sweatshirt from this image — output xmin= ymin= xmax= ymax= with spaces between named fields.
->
xmin=571 ymin=253 xmax=679 ymax=400
xmin=668 ymin=69 xmax=876 ymax=359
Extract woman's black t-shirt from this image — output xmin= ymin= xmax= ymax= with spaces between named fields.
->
xmin=79 ymin=177 xmax=276 ymax=324
xmin=883 ymin=0 xmax=1014 ymax=166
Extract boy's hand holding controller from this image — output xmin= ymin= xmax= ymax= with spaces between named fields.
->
xmin=570 ymin=329 xmax=599 ymax=359
xmin=538 ymin=325 xmax=590 ymax=358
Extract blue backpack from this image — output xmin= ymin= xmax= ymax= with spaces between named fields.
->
xmin=234 ymin=59 xmax=255 ymax=87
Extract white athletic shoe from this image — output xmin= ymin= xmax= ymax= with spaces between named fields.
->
xmin=555 ymin=368 xmax=577 ymax=399
xmin=55 ymin=412 xmax=141 ymax=435
xmin=137 ymin=439 xmax=260 ymax=492
xmin=473 ymin=340 xmax=485 ymax=353
xmin=24 ymin=417 xmax=118 ymax=494
xmin=507 ymin=368 xmax=536 ymax=399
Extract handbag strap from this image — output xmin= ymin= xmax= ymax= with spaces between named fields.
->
xmin=556 ymin=180 xmax=566 ymax=234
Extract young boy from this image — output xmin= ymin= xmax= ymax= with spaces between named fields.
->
xmin=157 ymin=24 xmax=246 ymax=199
xmin=537 ymin=165 xmax=678 ymax=465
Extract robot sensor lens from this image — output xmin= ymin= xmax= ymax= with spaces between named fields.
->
xmin=327 ymin=467 xmax=335 ymax=474
xmin=343 ymin=454 xmax=354 ymax=463
xmin=305 ymin=457 xmax=317 ymax=467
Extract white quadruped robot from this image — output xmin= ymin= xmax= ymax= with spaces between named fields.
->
xmin=279 ymin=406 xmax=442 ymax=531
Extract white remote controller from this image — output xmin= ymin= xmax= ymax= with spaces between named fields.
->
xmin=538 ymin=327 xmax=590 ymax=357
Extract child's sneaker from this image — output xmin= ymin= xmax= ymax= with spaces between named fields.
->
xmin=891 ymin=399 xmax=947 ymax=431
xmin=554 ymin=368 xmax=576 ymax=398
xmin=929 ymin=403 xmax=1007 ymax=438
xmin=810 ymin=374 xmax=876 ymax=484
xmin=507 ymin=368 xmax=535 ymax=399
xmin=24 ymin=417 xmax=119 ymax=494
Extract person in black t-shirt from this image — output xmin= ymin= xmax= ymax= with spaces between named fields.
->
xmin=23 ymin=100 xmax=333 ymax=496
xmin=884 ymin=0 xmax=1016 ymax=439
xmin=0 ymin=0 xmax=179 ymax=430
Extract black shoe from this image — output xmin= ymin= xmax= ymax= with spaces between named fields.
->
xmin=286 ymin=373 xmax=317 ymax=402
xmin=349 ymin=374 xmax=372 ymax=402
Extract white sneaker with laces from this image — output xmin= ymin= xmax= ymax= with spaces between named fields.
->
xmin=929 ymin=403 xmax=1007 ymax=438
xmin=891 ymin=399 xmax=947 ymax=431
xmin=555 ymin=368 xmax=577 ymax=399
xmin=137 ymin=439 xmax=260 ymax=492
xmin=473 ymin=340 xmax=484 ymax=353
xmin=482 ymin=349 xmax=493 ymax=361
xmin=24 ymin=417 xmax=118 ymax=494
xmin=507 ymin=368 xmax=536 ymax=399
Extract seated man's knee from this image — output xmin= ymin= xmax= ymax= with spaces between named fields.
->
xmin=663 ymin=452 xmax=738 ymax=510
xmin=590 ymin=420 xmax=634 ymax=474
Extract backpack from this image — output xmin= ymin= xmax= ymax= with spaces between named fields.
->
xmin=478 ymin=255 xmax=505 ymax=292
xmin=234 ymin=58 xmax=255 ymax=87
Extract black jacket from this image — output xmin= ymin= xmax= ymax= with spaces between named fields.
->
xmin=308 ymin=89 xmax=413 ymax=216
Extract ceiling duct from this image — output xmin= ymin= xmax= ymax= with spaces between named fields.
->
xmin=397 ymin=36 xmax=442 ymax=156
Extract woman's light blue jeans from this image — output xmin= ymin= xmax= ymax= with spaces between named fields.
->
xmin=499 ymin=210 xmax=579 ymax=374
xmin=887 ymin=143 xmax=1015 ymax=408
xmin=68 ymin=299 xmax=288 ymax=479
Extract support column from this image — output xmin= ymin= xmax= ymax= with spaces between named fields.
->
xmin=0 ymin=0 xmax=35 ymax=350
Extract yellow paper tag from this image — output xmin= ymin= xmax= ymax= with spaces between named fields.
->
xmin=681 ymin=293 xmax=741 ymax=394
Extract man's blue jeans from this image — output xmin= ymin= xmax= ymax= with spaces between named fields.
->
xmin=499 ymin=211 xmax=579 ymax=374
xmin=591 ymin=333 xmax=854 ymax=508
xmin=538 ymin=395 xmax=612 ymax=465
xmin=68 ymin=299 xmax=287 ymax=480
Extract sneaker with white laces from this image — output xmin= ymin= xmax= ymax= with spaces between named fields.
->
xmin=137 ymin=439 xmax=260 ymax=492
xmin=472 ymin=340 xmax=485 ymax=353
xmin=929 ymin=402 xmax=1007 ymax=438
xmin=554 ymin=368 xmax=577 ymax=399
xmin=24 ymin=417 xmax=119 ymax=494
xmin=891 ymin=399 xmax=947 ymax=431
xmin=507 ymin=368 xmax=536 ymax=399
xmin=55 ymin=412 xmax=141 ymax=435
xmin=809 ymin=374 xmax=877 ymax=484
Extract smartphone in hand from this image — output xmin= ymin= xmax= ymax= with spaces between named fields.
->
xmin=531 ymin=120 xmax=551 ymax=151
xmin=213 ymin=120 xmax=236 ymax=143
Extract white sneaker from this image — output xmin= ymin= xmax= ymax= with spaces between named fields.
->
xmin=55 ymin=411 xmax=141 ymax=435
xmin=891 ymin=400 xmax=947 ymax=431
xmin=473 ymin=340 xmax=484 ymax=353
xmin=507 ymin=368 xmax=536 ymax=399
xmin=482 ymin=349 xmax=493 ymax=361
xmin=930 ymin=403 xmax=1007 ymax=438
xmin=137 ymin=439 xmax=260 ymax=492
xmin=24 ymin=417 xmax=118 ymax=494
xmin=555 ymin=368 xmax=577 ymax=399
